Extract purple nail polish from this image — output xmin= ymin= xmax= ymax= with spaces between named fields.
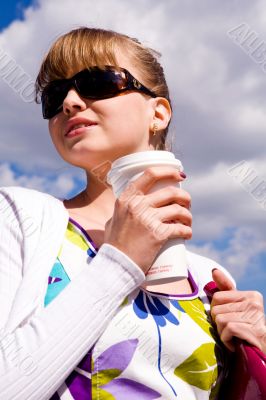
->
xmin=180 ymin=172 xmax=186 ymax=179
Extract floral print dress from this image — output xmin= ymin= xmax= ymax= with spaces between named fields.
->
xmin=45 ymin=218 xmax=225 ymax=400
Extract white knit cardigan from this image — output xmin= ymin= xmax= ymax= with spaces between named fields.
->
xmin=0 ymin=186 xmax=235 ymax=400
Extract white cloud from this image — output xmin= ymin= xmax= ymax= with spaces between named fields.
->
xmin=184 ymin=159 xmax=266 ymax=240
xmin=187 ymin=226 xmax=266 ymax=280
xmin=0 ymin=162 xmax=79 ymax=198
xmin=234 ymin=103 xmax=266 ymax=134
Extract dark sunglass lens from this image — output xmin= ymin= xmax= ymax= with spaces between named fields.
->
xmin=76 ymin=69 xmax=127 ymax=98
xmin=42 ymin=80 xmax=70 ymax=118
xmin=102 ymin=70 xmax=126 ymax=92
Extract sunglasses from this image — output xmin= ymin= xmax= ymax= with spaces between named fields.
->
xmin=41 ymin=66 xmax=157 ymax=119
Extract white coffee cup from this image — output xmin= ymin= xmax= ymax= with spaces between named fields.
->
xmin=107 ymin=150 xmax=188 ymax=284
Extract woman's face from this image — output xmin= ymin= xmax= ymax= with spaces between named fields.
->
xmin=48 ymin=52 xmax=159 ymax=171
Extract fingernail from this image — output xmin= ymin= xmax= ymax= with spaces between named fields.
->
xmin=180 ymin=172 xmax=186 ymax=179
xmin=212 ymin=268 xmax=218 ymax=273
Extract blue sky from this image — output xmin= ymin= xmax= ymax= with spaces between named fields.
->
xmin=0 ymin=0 xmax=34 ymax=31
xmin=0 ymin=0 xmax=265 ymax=304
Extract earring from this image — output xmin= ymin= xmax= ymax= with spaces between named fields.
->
xmin=152 ymin=123 xmax=159 ymax=136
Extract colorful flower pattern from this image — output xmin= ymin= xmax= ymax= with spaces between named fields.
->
xmin=45 ymin=219 xmax=224 ymax=399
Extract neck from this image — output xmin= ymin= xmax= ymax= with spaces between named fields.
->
xmin=64 ymin=169 xmax=116 ymax=226
xmin=84 ymin=170 xmax=116 ymax=218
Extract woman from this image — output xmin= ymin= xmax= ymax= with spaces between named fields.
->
xmin=0 ymin=27 xmax=265 ymax=400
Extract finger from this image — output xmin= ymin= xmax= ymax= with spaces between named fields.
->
xmin=151 ymin=220 xmax=192 ymax=241
xmin=219 ymin=321 xmax=265 ymax=352
xmin=123 ymin=167 xmax=185 ymax=196
xmin=211 ymin=298 xmax=264 ymax=319
xmin=154 ymin=203 xmax=192 ymax=227
xmin=145 ymin=186 xmax=191 ymax=209
xmin=212 ymin=289 xmax=262 ymax=307
xmin=212 ymin=310 xmax=265 ymax=331
xmin=212 ymin=268 xmax=235 ymax=291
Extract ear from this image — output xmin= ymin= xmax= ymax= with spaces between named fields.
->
xmin=150 ymin=97 xmax=172 ymax=131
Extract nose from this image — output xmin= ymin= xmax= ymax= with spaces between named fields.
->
xmin=63 ymin=88 xmax=87 ymax=116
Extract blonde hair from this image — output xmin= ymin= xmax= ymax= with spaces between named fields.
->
xmin=35 ymin=27 xmax=172 ymax=150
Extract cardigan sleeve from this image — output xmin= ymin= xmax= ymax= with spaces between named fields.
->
xmin=0 ymin=190 xmax=145 ymax=400
xmin=0 ymin=190 xmax=25 ymax=333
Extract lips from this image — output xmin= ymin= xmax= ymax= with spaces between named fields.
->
xmin=65 ymin=117 xmax=98 ymax=137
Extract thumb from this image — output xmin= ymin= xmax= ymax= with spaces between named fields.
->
xmin=212 ymin=268 xmax=235 ymax=291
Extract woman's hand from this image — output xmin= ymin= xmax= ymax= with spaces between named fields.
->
xmin=211 ymin=269 xmax=266 ymax=353
xmin=104 ymin=166 xmax=192 ymax=274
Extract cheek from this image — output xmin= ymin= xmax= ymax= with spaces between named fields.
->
xmin=101 ymin=97 xmax=150 ymax=136
xmin=47 ymin=126 xmax=67 ymax=161
xmin=48 ymin=119 xmax=56 ymax=138
xmin=48 ymin=118 xmax=62 ymax=147
xmin=48 ymin=126 xmax=57 ymax=148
